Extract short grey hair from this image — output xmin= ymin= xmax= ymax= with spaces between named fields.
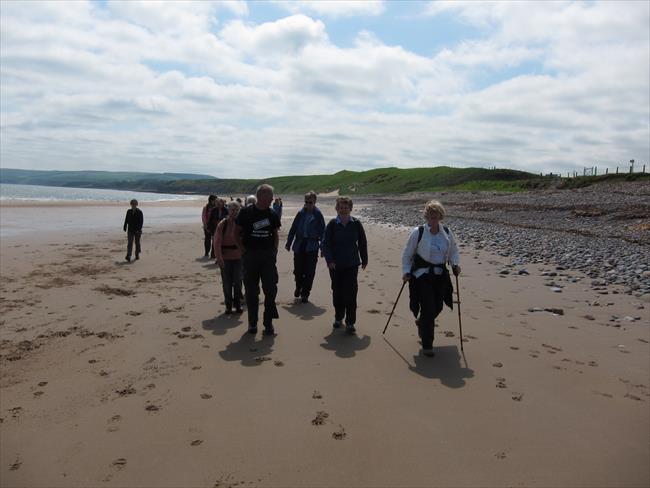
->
xmin=227 ymin=200 xmax=241 ymax=211
xmin=256 ymin=184 xmax=274 ymax=198
xmin=304 ymin=191 xmax=317 ymax=202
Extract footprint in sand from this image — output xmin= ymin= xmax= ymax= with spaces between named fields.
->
xmin=145 ymin=404 xmax=160 ymax=412
xmin=273 ymin=360 xmax=284 ymax=367
xmin=367 ymin=309 xmax=381 ymax=314
xmin=200 ymin=393 xmax=212 ymax=400
xmin=511 ymin=392 xmax=523 ymax=402
xmin=592 ymin=391 xmax=614 ymax=399
xmin=492 ymin=362 xmax=503 ymax=368
xmin=496 ymin=377 xmax=507 ymax=388
xmin=444 ymin=330 xmax=455 ymax=337
xmin=111 ymin=458 xmax=127 ymax=470
xmin=311 ymin=411 xmax=329 ymax=425
xmin=33 ymin=391 xmax=44 ymax=397
xmin=115 ymin=386 xmax=136 ymax=397
xmin=509 ymin=346 xmax=520 ymax=350
xmin=494 ymin=451 xmax=507 ymax=460
xmin=9 ymin=457 xmax=21 ymax=471
xmin=332 ymin=425 xmax=347 ymax=440
xmin=37 ymin=381 xmax=48 ymax=387
xmin=312 ymin=390 xmax=323 ymax=399
xmin=624 ymin=394 xmax=643 ymax=402
xmin=190 ymin=439 xmax=203 ymax=446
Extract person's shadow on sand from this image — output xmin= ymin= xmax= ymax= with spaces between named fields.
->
xmin=202 ymin=314 xmax=243 ymax=336
xmin=409 ymin=345 xmax=474 ymax=388
xmin=218 ymin=332 xmax=275 ymax=366
xmin=282 ymin=301 xmax=326 ymax=320
xmin=320 ymin=330 xmax=371 ymax=358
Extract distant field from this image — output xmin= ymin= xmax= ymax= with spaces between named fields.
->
xmin=2 ymin=166 xmax=648 ymax=195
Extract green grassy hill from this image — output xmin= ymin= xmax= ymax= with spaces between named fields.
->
xmin=3 ymin=166 xmax=646 ymax=195
xmin=154 ymin=166 xmax=541 ymax=195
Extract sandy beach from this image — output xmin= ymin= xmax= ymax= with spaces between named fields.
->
xmin=1 ymin=196 xmax=648 ymax=487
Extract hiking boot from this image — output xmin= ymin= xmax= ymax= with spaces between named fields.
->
xmin=247 ymin=326 xmax=258 ymax=335
xmin=135 ymin=254 xmax=140 ymax=260
xmin=125 ymin=256 xmax=131 ymax=262
xmin=345 ymin=324 xmax=357 ymax=335
xmin=225 ymin=308 xmax=232 ymax=315
xmin=301 ymin=296 xmax=308 ymax=303
xmin=421 ymin=348 xmax=435 ymax=357
xmin=332 ymin=320 xmax=343 ymax=329
xmin=235 ymin=307 xmax=243 ymax=314
xmin=263 ymin=324 xmax=275 ymax=336
xmin=294 ymin=287 xmax=301 ymax=298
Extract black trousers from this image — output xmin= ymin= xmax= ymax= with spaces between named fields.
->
xmin=293 ymin=250 xmax=319 ymax=298
xmin=243 ymin=249 xmax=279 ymax=327
xmin=329 ymin=266 xmax=358 ymax=325
xmin=204 ymin=229 xmax=214 ymax=257
xmin=220 ymin=259 xmax=243 ymax=310
xmin=415 ymin=273 xmax=445 ymax=349
xmin=127 ymin=231 xmax=141 ymax=258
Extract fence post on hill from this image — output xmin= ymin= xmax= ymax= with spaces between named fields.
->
xmin=630 ymin=160 xmax=634 ymax=174
xmin=643 ymin=164 xmax=646 ymax=173
xmin=594 ymin=167 xmax=597 ymax=176
xmin=616 ymin=167 xmax=619 ymax=174
xmin=605 ymin=168 xmax=608 ymax=175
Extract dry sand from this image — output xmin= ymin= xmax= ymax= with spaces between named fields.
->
xmin=1 ymin=198 xmax=649 ymax=487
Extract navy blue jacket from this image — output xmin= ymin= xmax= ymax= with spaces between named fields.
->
xmin=286 ymin=207 xmax=325 ymax=253
xmin=322 ymin=216 xmax=368 ymax=269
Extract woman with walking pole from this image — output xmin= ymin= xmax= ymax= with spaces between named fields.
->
xmin=401 ymin=200 xmax=461 ymax=357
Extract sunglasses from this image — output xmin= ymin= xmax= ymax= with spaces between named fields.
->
xmin=304 ymin=201 xmax=315 ymax=204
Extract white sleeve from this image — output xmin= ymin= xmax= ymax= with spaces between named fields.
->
xmin=402 ymin=228 xmax=420 ymax=275
xmin=447 ymin=229 xmax=460 ymax=266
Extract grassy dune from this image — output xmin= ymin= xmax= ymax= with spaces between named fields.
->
xmin=3 ymin=166 xmax=647 ymax=195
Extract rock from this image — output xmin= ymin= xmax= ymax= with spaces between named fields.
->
xmin=517 ymin=269 xmax=530 ymax=275
xmin=550 ymin=287 xmax=563 ymax=293
xmin=499 ymin=269 xmax=510 ymax=275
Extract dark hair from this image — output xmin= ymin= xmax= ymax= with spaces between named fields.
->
xmin=208 ymin=195 xmax=217 ymax=202
xmin=130 ymin=199 xmax=138 ymax=205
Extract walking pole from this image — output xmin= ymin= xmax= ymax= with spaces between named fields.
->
xmin=382 ymin=280 xmax=407 ymax=335
xmin=454 ymin=274 xmax=464 ymax=353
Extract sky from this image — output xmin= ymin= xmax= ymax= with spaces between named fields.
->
xmin=1 ymin=0 xmax=649 ymax=178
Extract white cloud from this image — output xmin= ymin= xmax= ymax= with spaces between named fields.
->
xmin=0 ymin=1 xmax=648 ymax=177
xmin=219 ymin=15 xmax=328 ymax=57
xmin=272 ymin=1 xmax=385 ymax=18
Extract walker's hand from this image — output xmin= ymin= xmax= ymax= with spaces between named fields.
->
xmin=361 ymin=264 xmax=367 ymax=270
xmin=402 ymin=273 xmax=411 ymax=282
xmin=217 ymin=259 xmax=225 ymax=268
xmin=285 ymin=243 xmax=291 ymax=251
xmin=327 ymin=262 xmax=336 ymax=270
xmin=452 ymin=265 xmax=461 ymax=276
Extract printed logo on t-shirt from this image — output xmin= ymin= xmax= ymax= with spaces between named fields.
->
xmin=253 ymin=218 xmax=270 ymax=230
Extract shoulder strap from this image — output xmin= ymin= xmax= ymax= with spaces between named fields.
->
xmin=222 ymin=218 xmax=228 ymax=236
xmin=443 ymin=225 xmax=449 ymax=236
xmin=417 ymin=225 xmax=424 ymax=243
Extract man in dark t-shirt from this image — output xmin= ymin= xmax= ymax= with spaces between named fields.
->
xmin=235 ymin=184 xmax=281 ymax=335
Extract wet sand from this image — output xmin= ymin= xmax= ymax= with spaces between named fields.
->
xmin=1 ymin=198 xmax=648 ymax=487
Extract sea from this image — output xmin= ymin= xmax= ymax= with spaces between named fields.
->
xmin=0 ymin=183 xmax=206 ymax=238
xmin=0 ymin=183 xmax=202 ymax=202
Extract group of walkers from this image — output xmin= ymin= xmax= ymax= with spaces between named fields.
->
xmin=199 ymin=184 xmax=461 ymax=356
xmin=124 ymin=185 xmax=461 ymax=356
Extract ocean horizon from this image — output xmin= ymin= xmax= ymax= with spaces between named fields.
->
xmin=0 ymin=183 xmax=203 ymax=203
